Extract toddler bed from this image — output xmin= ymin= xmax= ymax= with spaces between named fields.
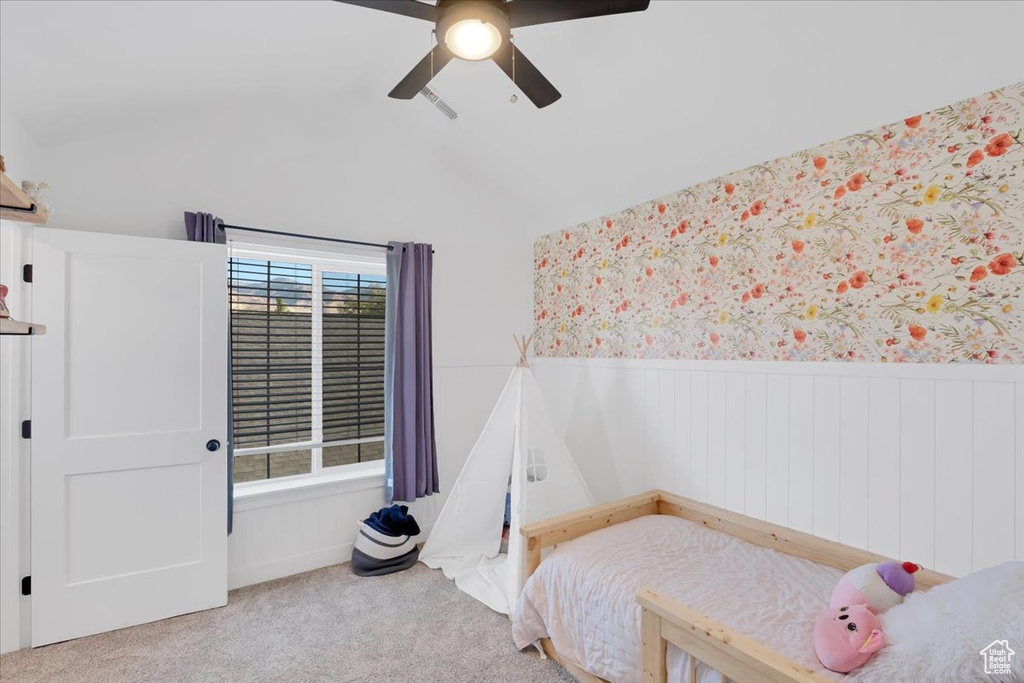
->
xmin=513 ymin=490 xmax=952 ymax=683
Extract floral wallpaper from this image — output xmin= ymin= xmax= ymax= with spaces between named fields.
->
xmin=534 ymin=83 xmax=1024 ymax=363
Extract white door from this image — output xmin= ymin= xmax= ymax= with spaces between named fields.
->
xmin=30 ymin=228 xmax=228 ymax=646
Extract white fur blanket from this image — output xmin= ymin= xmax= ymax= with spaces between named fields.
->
xmin=849 ymin=561 xmax=1024 ymax=682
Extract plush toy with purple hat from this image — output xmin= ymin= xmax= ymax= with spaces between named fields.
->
xmin=813 ymin=560 xmax=921 ymax=673
xmin=830 ymin=561 xmax=921 ymax=614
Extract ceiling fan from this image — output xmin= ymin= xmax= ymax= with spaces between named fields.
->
xmin=333 ymin=0 xmax=651 ymax=108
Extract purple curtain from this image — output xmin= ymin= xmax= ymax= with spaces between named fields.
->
xmin=183 ymin=210 xmax=231 ymax=535
xmin=385 ymin=241 xmax=439 ymax=502
xmin=183 ymin=211 xmax=224 ymax=243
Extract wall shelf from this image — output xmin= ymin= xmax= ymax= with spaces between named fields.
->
xmin=0 ymin=318 xmax=46 ymax=336
xmin=0 ymin=172 xmax=48 ymax=224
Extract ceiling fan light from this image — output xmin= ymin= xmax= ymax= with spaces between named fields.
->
xmin=444 ymin=19 xmax=502 ymax=61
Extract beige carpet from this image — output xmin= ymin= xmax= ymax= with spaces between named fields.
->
xmin=0 ymin=563 xmax=576 ymax=683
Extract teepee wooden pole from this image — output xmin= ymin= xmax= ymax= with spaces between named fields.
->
xmin=513 ymin=334 xmax=530 ymax=368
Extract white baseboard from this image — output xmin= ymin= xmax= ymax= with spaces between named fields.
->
xmin=227 ymin=523 xmax=434 ymax=591
xmin=228 ymin=543 xmax=355 ymax=590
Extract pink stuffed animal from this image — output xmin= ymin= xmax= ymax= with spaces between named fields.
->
xmin=830 ymin=561 xmax=920 ymax=614
xmin=813 ymin=604 xmax=885 ymax=673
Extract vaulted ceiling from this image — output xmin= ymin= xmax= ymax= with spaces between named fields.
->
xmin=2 ymin=0 xmax=1023 ymax=235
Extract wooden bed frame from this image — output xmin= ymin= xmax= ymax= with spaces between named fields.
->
xmin=519 ymin=490 xmax=952 ymax=683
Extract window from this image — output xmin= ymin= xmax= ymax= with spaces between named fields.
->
xmin=228 ymin=242 xmax=386 ymax=485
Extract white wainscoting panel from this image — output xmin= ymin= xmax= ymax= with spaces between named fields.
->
xmin=229 ymin=480 xmax=390 ymax=590
xmin=765 ymin=374 xmax=790 ymax=528
xmin=744 ymin=374 xmax=767 ymax=522
xmin=1017 ymin=383 xmax=1024 ymax=564
xmin=532 ymin=358 xmax=1023 ymax=578
xmin=838 ymin=376 xmax=869 ymax=551
xmin=689 ymin=371 xmax=709 ymax=504
xmin=935 ymin=381 xmax=973 ymax=577
xmin=974 ymin=382 xmax=1017 ymax=571
xmin=788 ymin=375 xmax=814 ymax=535
xmin=867 ymin=377 xmax=901 ymax=560
xmin=227 ymin=364 xmax=509 ymax=590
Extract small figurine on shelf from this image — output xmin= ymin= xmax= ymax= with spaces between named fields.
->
xmin=0 ymin=284 xmax=10 ymax=319
xmin=21 ymin=180 xmax=52 ymax=214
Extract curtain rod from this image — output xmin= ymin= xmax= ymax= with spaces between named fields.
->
xmin=219 ymin=223 xmax=435 ymax=253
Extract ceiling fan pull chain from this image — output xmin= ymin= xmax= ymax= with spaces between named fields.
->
xmin=511 ymin=33 xmax=515 ymax=84
xmin=430 ymin=29 xmax=436 ymax=79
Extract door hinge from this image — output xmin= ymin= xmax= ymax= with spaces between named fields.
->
xmin=21 ymin=420 xmax=31 ymax=439
xmin=22 ymin=264 xmax=33 ymax=283
xmin=21 ymin=576 xmax=30 ymax=596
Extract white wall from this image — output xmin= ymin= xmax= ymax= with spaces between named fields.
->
xmin=227 ymin=364 xmax=510 ymax=590
xmin=3 ymin=0 xmax=1021 ymax=652
xmin=533 ymin=358 xmax=1024 ymax=578
xmin=0 ymin=222 xmax=33 ymax=655
xmin=5 ymin=1 xmax=1024 ymax=239
xmin=1 ymin=105 xmax=39 ymax=183
xmin=0 ymin=99 xmax=533 ymax=651
xmin=0 ymin=105 xmax=42 ymax=654
xmin=33 ymin=98 xmax=532 ymax=368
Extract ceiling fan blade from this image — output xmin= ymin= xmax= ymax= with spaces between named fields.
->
xmin=332 ymin=0 xmax=438 ymax=22
xmin=506 ymin=0 xmax=650 ymax=28
xmin=492 ymin=43 xmax=561 ymax=109
xmin=388 ymin=45 xmax=455 ymax=99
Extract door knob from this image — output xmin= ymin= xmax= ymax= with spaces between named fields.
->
xmin=206 ymin=439 xmax=221 ymax=452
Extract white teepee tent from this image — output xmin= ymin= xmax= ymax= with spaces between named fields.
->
xmin=419 ymin=337 xmax=595 ymax=614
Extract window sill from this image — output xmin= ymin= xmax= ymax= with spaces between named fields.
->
xmin=233 ymin=461 xmax=385 ymax=512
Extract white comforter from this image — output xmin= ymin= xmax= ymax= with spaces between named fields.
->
xmin=512 ymin=515 xmax=844 ymax=683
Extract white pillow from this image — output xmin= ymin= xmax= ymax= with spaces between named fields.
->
xmin=849 ymin=561 xmax=1024 ymax=682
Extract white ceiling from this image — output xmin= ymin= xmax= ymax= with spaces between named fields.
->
xmin=2 ymin=0 xmax=1023 ymax=234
